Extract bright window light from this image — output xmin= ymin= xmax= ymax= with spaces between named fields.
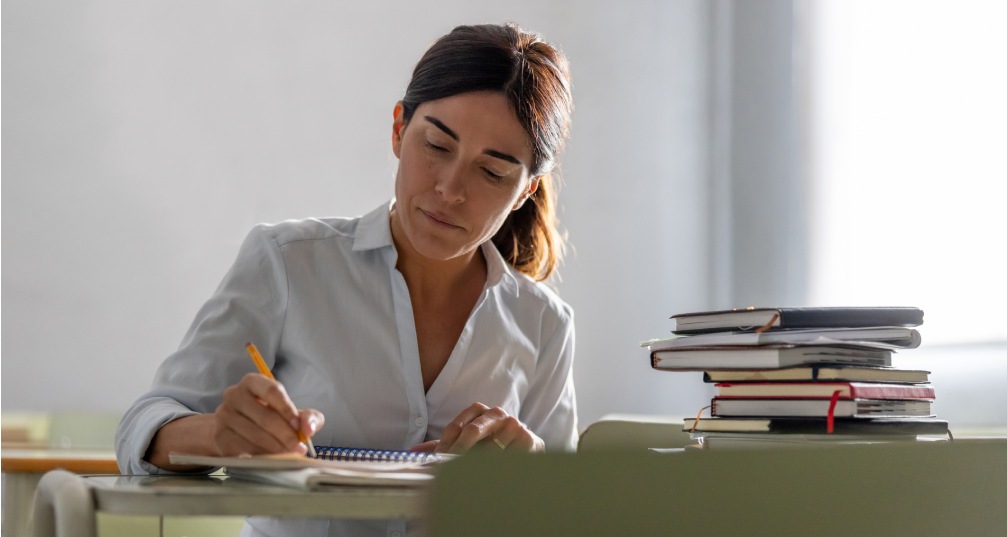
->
xmin=808 ymin=0 xmax=1007 ymax=345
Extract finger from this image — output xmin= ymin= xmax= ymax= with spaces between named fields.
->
xmin=487 ymin=435 xmax=509 ymax=451
xmin=234 ymin=376 xmax=303 ymax=445
xmin=448 ymin=406 xmax=509 ymax=454
xmin=437 ymin=402 xmax=490 ymax=453
xmin=409 ymin=440 xmax=440 ymax=453
xmin=215 ymin=375 xmax=303 ymax=454
xmin=298 ymin=409 xmax=324 ymax=438
xmin=490 ymin=416 xmax=544 ymax=453
xmin=242 ymin=373 xmax=302 ymax=428
xmin=214 ymin=400 xmax=300 ymax=455
xmin=486 ymin=417 xmax=521 ymax=451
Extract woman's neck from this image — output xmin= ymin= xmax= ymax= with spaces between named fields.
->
xmin=389 ymin=214 xmax=488 ymax=302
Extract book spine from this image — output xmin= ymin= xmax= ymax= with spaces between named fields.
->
xmin=685 ymin=417 xmax=949 ymax=435
xmin=849 ymin=384 xmax=935 ymax=399
xmin=711 ymin=398 xmax=932 ymax=417
xmin=714 ymin=383 xmax=936 ymax=400
xmin=779 ymin=307 xmax=924 ymax=328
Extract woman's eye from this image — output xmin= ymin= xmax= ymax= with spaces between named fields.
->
xmin=425 ymin=141 xmax=448 ymax=152
xmin=483 ymin=168 xmax=504 ymax=181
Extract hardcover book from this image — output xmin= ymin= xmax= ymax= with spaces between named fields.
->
xmin=713 ymin=382 xmax=936 ymax=399
xmin=694 ymin=432 xmax=944 ymax=449
xmin=671 ymin=306 xmax=924 ymax=334
xmin=644 ymin=326 xmax=922 ymax=351
xmin=710 ymin=398 xmax=934 ymax=418
xmin=650 ymin=345 xmax=892 ymax=371
xmin=681 ymin=416 xmax=949 ymax=435
xmin=702 ymin=365 xmax=930 ymax=384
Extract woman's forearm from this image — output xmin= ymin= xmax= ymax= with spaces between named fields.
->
xmin=144 ymin=414 xmax=219 ymax=471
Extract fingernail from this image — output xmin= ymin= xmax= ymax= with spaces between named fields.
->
xmin=290 ymin=418 xmax=301 ymax=431
xmin=308 ymin=416 xmax=320 ymax=434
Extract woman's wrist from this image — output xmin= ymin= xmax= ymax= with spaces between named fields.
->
xmin=144 ymin=414 xmax=219 ymax=471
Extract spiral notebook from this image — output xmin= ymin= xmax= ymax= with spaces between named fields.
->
xmin=169 ymin=445 xmax=451 ymax=472
xmin=226 ymin=465 xmax=436 ymax=489
xmin=314 ymin=446 xmax=445 ymax=463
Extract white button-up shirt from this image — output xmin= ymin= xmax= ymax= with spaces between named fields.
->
xmin=116 ymin=201 xmax=578 ymax=537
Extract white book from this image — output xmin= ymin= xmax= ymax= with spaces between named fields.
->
xmin=643 ymin=326 xmax=921 ymax=351
xmin=651 ymin=345 xmax=892 ymax=371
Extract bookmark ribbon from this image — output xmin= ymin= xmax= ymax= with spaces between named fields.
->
xmin=754 ymin=313 xmax=781 ymax=334
xmin=689 ymin=405 xmax=712 ymax=433
xmin=826 ymin=390 xmax=842 ymax=434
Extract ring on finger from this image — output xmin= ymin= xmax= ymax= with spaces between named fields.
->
xmin=492 ymin=437 xmax=507 ymax=450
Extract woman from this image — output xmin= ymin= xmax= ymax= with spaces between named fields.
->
xmin=116 ymin=22 xmax=576 ymax=537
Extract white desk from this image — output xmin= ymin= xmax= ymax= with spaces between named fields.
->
xmin=32 ymin=471 xmax=429 ymax=537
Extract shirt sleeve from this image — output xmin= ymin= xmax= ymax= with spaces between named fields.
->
xmin=519 ymin=303 xmax=578 ymax=452
xmin=115 ymin=225 xmax=290 ymax=474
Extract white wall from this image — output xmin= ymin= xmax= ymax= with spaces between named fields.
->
xmin=2 ymin=0 xmax=714 ymax=428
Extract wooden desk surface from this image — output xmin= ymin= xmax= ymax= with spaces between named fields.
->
xmin=1 ymin=448 xmax=120 ymax=474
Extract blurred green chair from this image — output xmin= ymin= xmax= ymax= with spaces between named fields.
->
xmin=577 ymin=414 xmax=692 ymax=452
xmin=429 ymin=441 xmax=1007 ymax=537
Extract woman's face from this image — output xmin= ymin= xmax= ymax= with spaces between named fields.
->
xmin=390 ymin=91 xmax=538 ymax=264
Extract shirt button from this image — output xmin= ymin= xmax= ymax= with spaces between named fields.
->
xmin=391 ymin=532 xmax=402 ymax=537
xmin=414 ymin=417 xmax=426 ymax=427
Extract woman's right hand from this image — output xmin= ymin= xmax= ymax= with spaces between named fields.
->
xmin=212 ymin=373 xmax=323 ymax=456
xmin=145 ymin=373 xmax=323 ymax=470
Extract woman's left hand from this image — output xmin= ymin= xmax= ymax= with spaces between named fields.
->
xmin=428 ymin=402 xmax=545 ymax=454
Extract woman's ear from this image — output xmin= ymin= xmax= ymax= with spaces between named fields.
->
xmin=512 ymin=177 xmax=541 ymax=211
xmin=392 ymin=102 xmax=406 ymax=158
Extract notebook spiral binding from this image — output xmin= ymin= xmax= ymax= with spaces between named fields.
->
xmin=314 ymin=446 xmax=443 ymax=463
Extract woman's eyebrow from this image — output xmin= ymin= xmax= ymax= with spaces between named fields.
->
xmin=483 ymin=149 xmax=522 ymax=166
xmin=424 ymin=115 xmax=459 ymax=141
xmin=423 ymin=115 xmax=524 ymax=167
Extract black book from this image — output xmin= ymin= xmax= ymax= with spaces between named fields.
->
xmin=671 ymin=307 xmax=924 ymax=335
xmin=702 ymin=365 xmax=931 ymax=384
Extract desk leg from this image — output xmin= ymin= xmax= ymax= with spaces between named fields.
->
xmin=3 ymin=472 xmax=43 ymax=537
xmin=31 ymin=470 xmax=96 ymax=537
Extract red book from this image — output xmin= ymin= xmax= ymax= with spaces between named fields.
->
xmin=713 ymin=382 xmax=935 ymax=400
xmin=710 ymin=398 xmax=933 ymax=418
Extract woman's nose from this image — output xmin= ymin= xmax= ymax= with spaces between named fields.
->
xmin=435 ymin=163 xmax=466 ymax=203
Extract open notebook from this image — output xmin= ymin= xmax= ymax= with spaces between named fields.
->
xmin=169 ymin=446 xmax=452 ymax=489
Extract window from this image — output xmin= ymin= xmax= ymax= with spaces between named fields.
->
xmin=807 ymin=0 xmax=1007 ymax=346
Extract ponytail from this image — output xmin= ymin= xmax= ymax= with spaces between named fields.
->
xmin=493 ymin=173 xmax=563 ymax=281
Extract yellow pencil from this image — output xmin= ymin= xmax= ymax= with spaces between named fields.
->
xmin=245 ymin=342 xmax=317 ymax=458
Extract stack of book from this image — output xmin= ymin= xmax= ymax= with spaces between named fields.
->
xmin=642 ymin=307 xmax=950 ymax=449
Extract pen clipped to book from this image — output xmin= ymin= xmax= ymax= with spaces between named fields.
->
xmin=245 ymin=342 xmax=317 ymax=458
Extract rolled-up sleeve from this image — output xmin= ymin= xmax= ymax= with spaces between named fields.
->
xmin=115 ymin=225 xmax=289 ymax=474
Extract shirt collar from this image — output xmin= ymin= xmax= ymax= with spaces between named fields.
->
xmin=353 ymin=200 xmax=520 ymax=294
xmin=481 ymin=240 xmax=520 ymax=295
xmin=352 ymin=200 xmax=396 ymax=252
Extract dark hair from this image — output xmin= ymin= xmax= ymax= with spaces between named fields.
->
xmin=401 ymin=23 xmax=572 ymax=281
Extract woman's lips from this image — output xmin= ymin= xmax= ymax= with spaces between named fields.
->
xmin=421 ymin=208 xmax=462 ymax=229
